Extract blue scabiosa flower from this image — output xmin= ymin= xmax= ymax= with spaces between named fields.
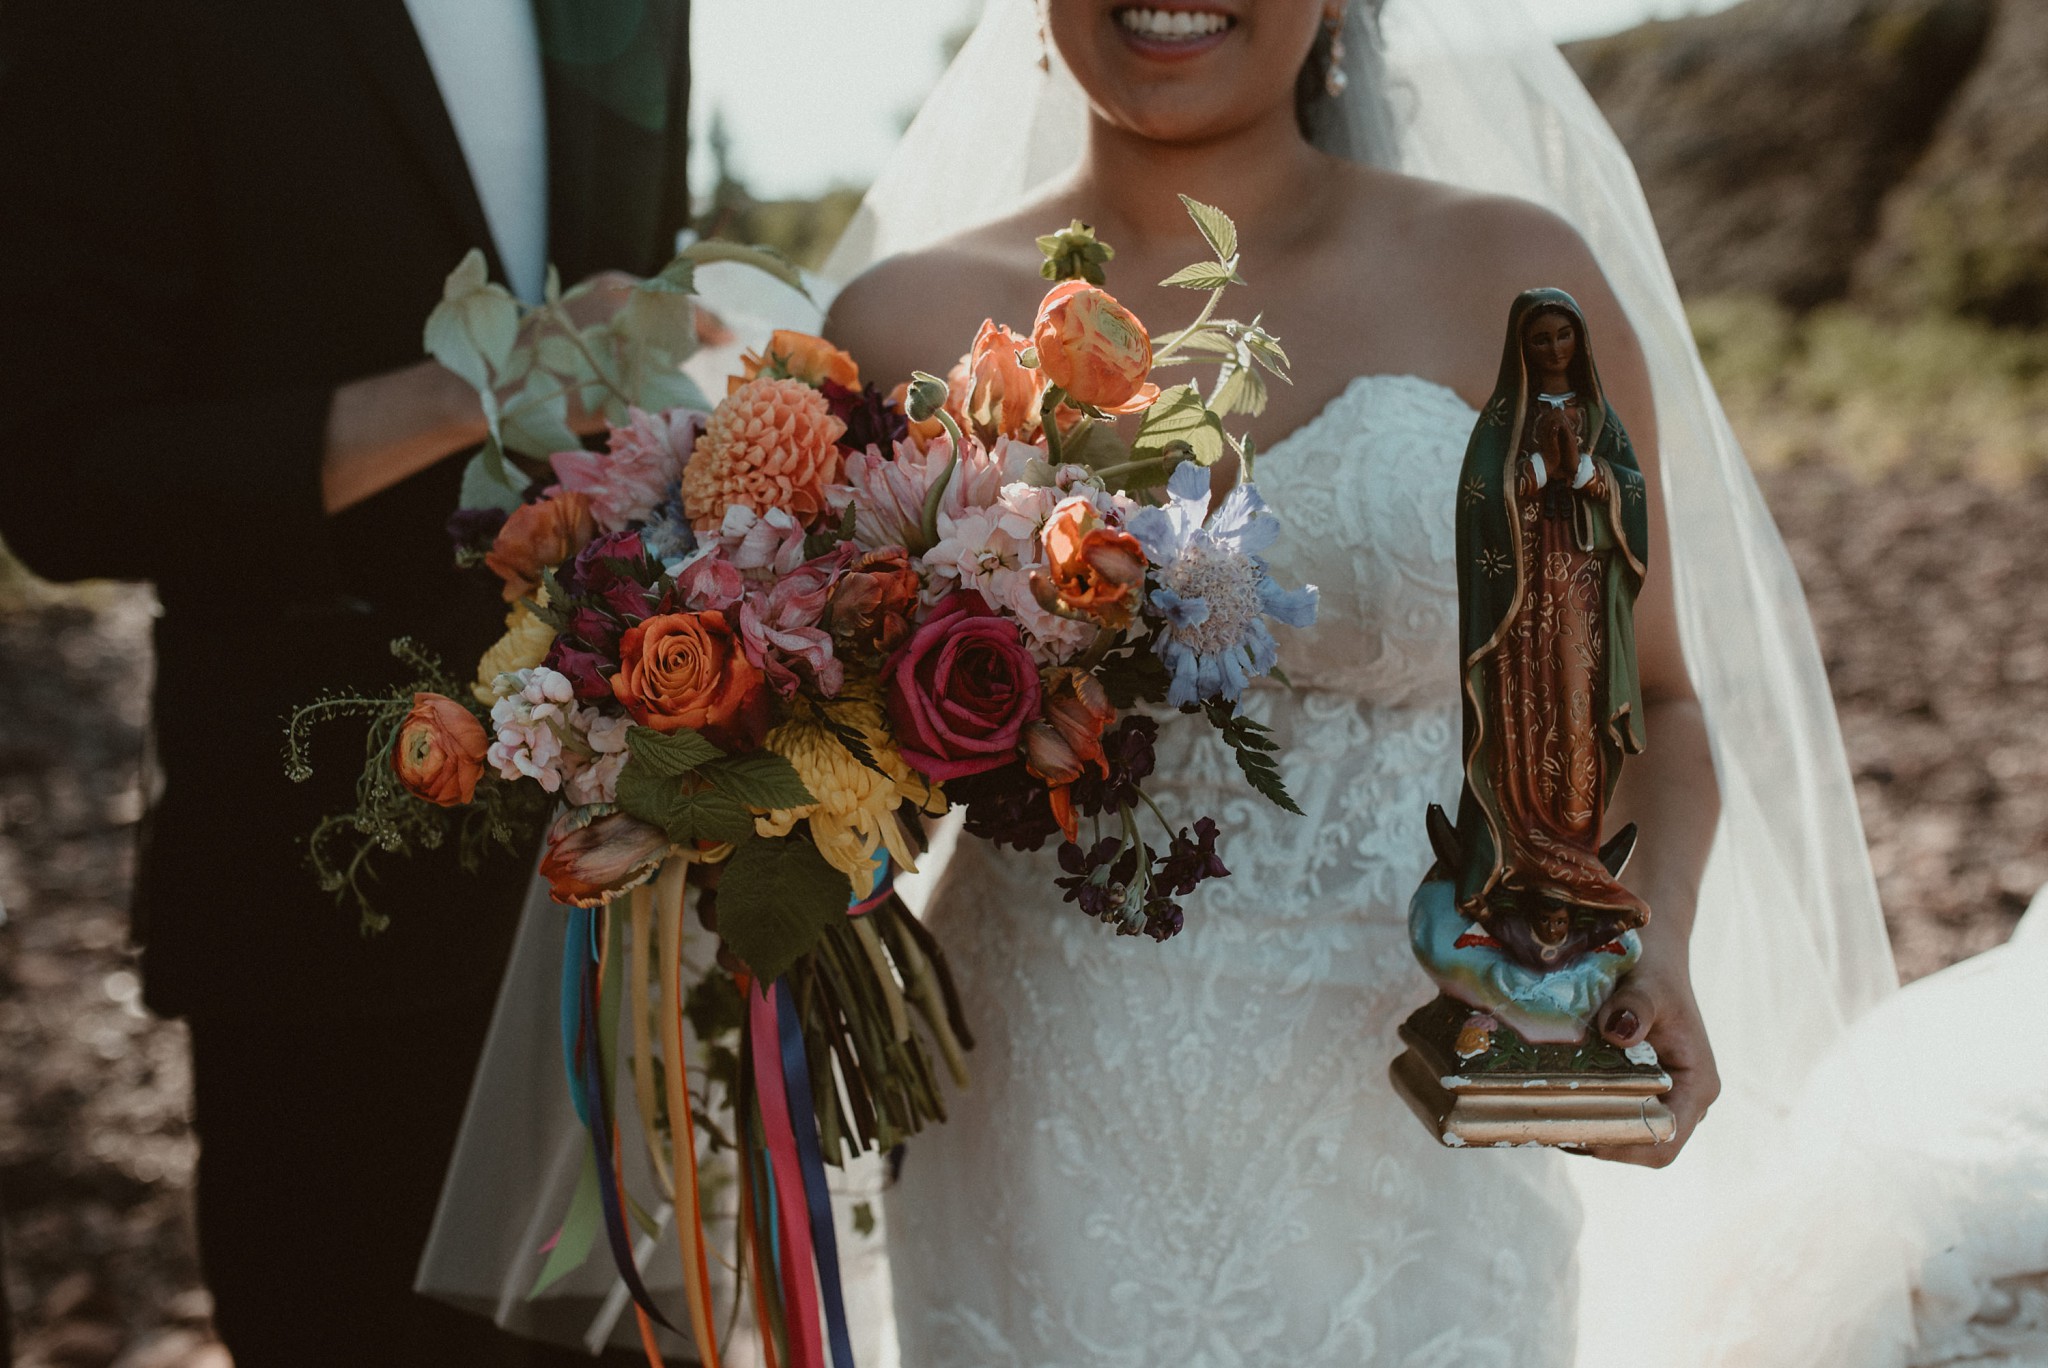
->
xmin=640 ymin=481 xmax=697 ymax=566
xmin=1127 ymin=462 xmax=1318 ymax=709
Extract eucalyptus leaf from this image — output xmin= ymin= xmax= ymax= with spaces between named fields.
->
xmin=716 ymin=836 xmax=852 ymax=982
xmin=1180 ymin=196 xmax=1239 ymax=263
xmin=442 ymin=248 xmax=491 ymax=302
xmin=1130 ymin=383 xmax=1226 ymax=467
xmin=699 ymin=753 xmax=816 ymax=811
xmin=500 ymin=374 xmax=583 ymax=458
xmin=619 ymin=286 xmax=697 ymax=355
xmin=638 ymin=365 xmax=712 ymax=415
xmin=457 ymin=443 xmax=530 ymax=513
xmin=460 ymin=288 xmax=521 ymax=375
xmin=537 ymin=332 xmax=596 ymax=382
xmin=424 ymin=301 xmax=492 ymax=391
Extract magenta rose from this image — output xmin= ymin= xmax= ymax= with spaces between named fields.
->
xmin=885 ymin=590 xmax=1043 ymax=782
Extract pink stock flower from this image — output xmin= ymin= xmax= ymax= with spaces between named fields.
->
xmin=739 ymin=550 xmax=848 ymax=697
xmin=487 ymin=667 xmax=576 ymax=792
xmin=673 ymin=551 xmax=745 ymax=613
xmin=561 ymin=709 xmax=632 ymax=807
xmin=717 ymin=505 xmax=808 ymax=577
xmin=551 ymin=408 xmax=702 ymax=533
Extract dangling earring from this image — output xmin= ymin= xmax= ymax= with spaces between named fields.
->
xmin=1324 ymin=11 xmax=1349 ymax=97
xmin=1038 ymin=1 xmax=1052 ymax=73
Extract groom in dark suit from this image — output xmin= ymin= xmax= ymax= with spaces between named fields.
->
xmin=0 ymin=3 xmax=693 ymax=1363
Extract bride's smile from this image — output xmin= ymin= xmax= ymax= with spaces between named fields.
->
xmin=1111 ymin=5 xmax=1239 ymax=60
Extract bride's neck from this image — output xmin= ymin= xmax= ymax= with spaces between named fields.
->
xmin=1069 ymin=107 xmax=1331 ymax=252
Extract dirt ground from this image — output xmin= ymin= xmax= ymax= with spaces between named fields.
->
xmin=0 ymin=463 xmax=2039 ymax=1366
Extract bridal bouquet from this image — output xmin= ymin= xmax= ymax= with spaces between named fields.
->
xmin=289 ymin=200 xmax=1311 ymax=1368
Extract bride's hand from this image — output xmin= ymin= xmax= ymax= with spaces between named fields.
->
xmin=1577 ymin=953 xmax=1721 ymax=1167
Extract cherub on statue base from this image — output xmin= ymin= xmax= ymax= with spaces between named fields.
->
xmin=1389 ymin=288 xmax=1674 ymax=1149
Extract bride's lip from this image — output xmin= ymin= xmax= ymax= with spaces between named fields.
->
xmin=1110 ymin=5 xmax=1239 ymax=62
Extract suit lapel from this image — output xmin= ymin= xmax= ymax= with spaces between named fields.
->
xmin=318 ymin=0 xmax=501 ymax=278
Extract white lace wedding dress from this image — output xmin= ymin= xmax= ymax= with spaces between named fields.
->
xmin=885 ymin=373 xmax=1581 ymax=1367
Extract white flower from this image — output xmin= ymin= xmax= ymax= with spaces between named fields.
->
xmin=487 ymin=667 xmax=577 ymax=791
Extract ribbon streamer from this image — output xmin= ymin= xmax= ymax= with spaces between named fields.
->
xmin=775 ymin=980 xmax=858 ymax=1368
xmin=750 ymin=983 xmax=827 ymax=1368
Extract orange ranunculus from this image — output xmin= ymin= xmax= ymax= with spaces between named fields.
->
xmin=1023 ymin=668 xmax=1118 ymax=842
xmin=961 ymin=320 xmax=1048 ymax=442
xmin=1034 ymin=496 xmax=1147 ymax=631
xmin=391 ymin=693 xmax=488 ymax=807
xmin=485 ymin=493 xmax=598 ymax=602
xmin=731 ymin=329 xmax=860 ymax=394
xmin=609 ymin=610 xmax=770 ymax=751
xmin=1031 ymin=279 xmax=1159 ymax=413
xmin=539 ymin=809 xmax=669 ymax=907
xmin=681 ymin=377 xmax=847 ymax=532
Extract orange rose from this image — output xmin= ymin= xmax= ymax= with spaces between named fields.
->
xmin=1031 ymin=280 xmax=1159 ymax=413
xmin=961 ymin=320 xmax=1048 ymax=442
xmin=609 ymin=610 xmax=770 ymax=751
xmin=1023 ymin=669 xmax=1118 ymax=842
xmin=485 ymin=493 xmax=598 ymax=602
xmin=732 ymin=329 xmax=860 ymax=394
xmin=1033 ymin=497 xmax=1147 ymax=631
xmin=391 ymin=693 xmax=488 ymax=807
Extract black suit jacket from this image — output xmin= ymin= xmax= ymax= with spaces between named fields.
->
xmin=0 ymin=0 xmax=690 ymax=1019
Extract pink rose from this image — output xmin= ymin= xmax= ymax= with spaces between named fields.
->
xmin=884 ymin=590 xmax=1043 ymax=781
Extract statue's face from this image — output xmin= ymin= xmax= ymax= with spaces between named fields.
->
xmin=1522 ymin=310 xmax=1579 ymax=382
xmin=1532 ymin=905 xmax=1572 ymax=946
xmin=1048 ymin=0 xmax=1328 ymax=147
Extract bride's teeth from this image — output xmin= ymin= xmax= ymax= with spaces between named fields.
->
xmin=1118 ymin=8 xmax=1230 ymax=41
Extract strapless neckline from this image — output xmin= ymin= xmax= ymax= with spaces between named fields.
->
xmin=1259 ymin=372 xmax=1479 ymax=463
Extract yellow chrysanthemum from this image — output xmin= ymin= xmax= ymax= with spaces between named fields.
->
xmin=472 ymin=597 xmax=558 ymax=704
xmin=757 ymin=699 xmax=946 ymax=896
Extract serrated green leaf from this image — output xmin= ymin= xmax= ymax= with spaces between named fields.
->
xmin=1204 ymin=701 xmax=1303 ymax=815
xmin=626 ymin=726 xmax=724 ymax=777
xmin=662 ymin=787 xmax=756 ymax=844
xmin=613 ymin=761 xmax=677 ymax=830
xmin=1061 ymin=419 xmax=1130 ymax=471
xmin=699 ymin=752 xmax=816 ymax=811
xmin=1130 ymin=383 xmax=1226 ymax=467
xmin=1210 ymin=364 xmax=1269 ymax=419
xmin=678 ymin=240 xmax=811 ymax=298
xmin=1168 ymin=328 xmax=1239 ymax=357
xmin=1242 ymin=325 xmax=1292 ymax=378
xmin=1179 ymin=196 xmax=1238 ymax=263
xmin=1158 ymin=261 xmax=1242 ymax=291
xmin=457 ymin=443 xmax=530 ymax=513
xmin=715 ymin=835 xmax=851 ymax=982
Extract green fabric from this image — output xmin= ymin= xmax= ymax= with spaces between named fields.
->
xmin=1452 ymin=288 xmax=1650 ymax=913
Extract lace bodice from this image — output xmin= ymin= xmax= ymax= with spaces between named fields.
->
xmin=884 ymin=375 xmax=1580 ymax=1368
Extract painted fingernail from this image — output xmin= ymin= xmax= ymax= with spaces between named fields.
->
xmin=1606 ymin=1009 xmax=1639 ymax=1041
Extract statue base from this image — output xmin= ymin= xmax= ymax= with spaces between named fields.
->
xmin=1389 ymin=994 xmax=1675 ymax=1148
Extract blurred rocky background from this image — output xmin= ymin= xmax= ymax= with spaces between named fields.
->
xmin=4 ymin=0 xmax=2047 ymax=1361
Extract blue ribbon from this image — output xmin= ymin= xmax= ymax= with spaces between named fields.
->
xmin=774 ymin=979 xmax=857 ymax=1368
xmin=560 ymin=908 xmax=593 ymax=1127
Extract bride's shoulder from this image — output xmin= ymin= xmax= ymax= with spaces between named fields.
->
xmin=1340 ymin=165 xmax=1603 ymax=289
xmin=824 ymin=208 xmax=1050 ymax=384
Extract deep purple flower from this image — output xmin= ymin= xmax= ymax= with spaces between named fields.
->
xmin=1157 ymin=817 xmax=1228 ymax=897
xmin=566 ymin=605 xmax=623 ymax=656
xmin=947 ymin=761 xmax=1064 ymax=851
xmin=1068 ymin=716 xmax=1159 ymax=816
xmin=822 ymin=379 xmax=907 ymax=455
xmin=448 ymin=506 xmax=509 ymax=559
xmin=543 ymin=638 xmax=615 ymax=702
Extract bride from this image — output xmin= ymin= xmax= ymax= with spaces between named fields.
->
xmin=420 ymin=1 xmax=1901 ymax=1363
xmin=818 ymin=0 xmax=1887 ymax=1362
xmin=820 ymin=0 xmax=1718 ymax=1362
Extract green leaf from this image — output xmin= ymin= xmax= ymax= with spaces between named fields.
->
xmin=443 ymin=247 xmax=491 ymax=301
xmin=1210 ymin=364 xmax=1270 ymax=419
xmin=636 ymin=363 xmax=711 ymax=415
xmin=1062 ymin=418 xmax=1130 ymax=471
xmin=1242 ymin=323 xmax=1293 ymax=379
xmin=1204 ymin=701 xmax=1304 ymax=815
xmin=537 ymin=332 xmax=597 ymax=382
xmin=618 ymin=284 xmax=698 ymax=356
xmin=1179 ymin=196 xmax=1238 ymax=263
xmin=457 ymin=443 xmax=530 ymax=513
xmin=626 ymin=726 xmax=724 ymax=777
xmin=613 ymin=761 xmax=677 ymax=830
xmin=817 ymin=710 xmax=889 ymax=778
xmin=678 ymin=239 xmax=810 ymax=298
xmin=1130 ymin=383 xmax=1226 ymax=467
xmin=715 ymin=835 xmax=852 ymax=982
xmin=499 ymin=374 xmax=583 ymax=459
xmin=699 ymin=752 xmax=816 ymax=811
xmin=662 ymin=787 xmax=756 ymax=844
xmin=1158 ymin=261 xmax=1242 ymax=291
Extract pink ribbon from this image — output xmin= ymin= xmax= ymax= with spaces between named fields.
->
xmin=749 ymin=984 xmax=826 ymax=1368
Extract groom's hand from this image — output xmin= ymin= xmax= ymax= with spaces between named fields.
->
xmin=1576 ymin=956 xmax=1721 ymax=1167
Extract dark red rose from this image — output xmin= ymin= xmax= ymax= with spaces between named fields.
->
xmin=884 ymin=590 xmax=1042 ymax=782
